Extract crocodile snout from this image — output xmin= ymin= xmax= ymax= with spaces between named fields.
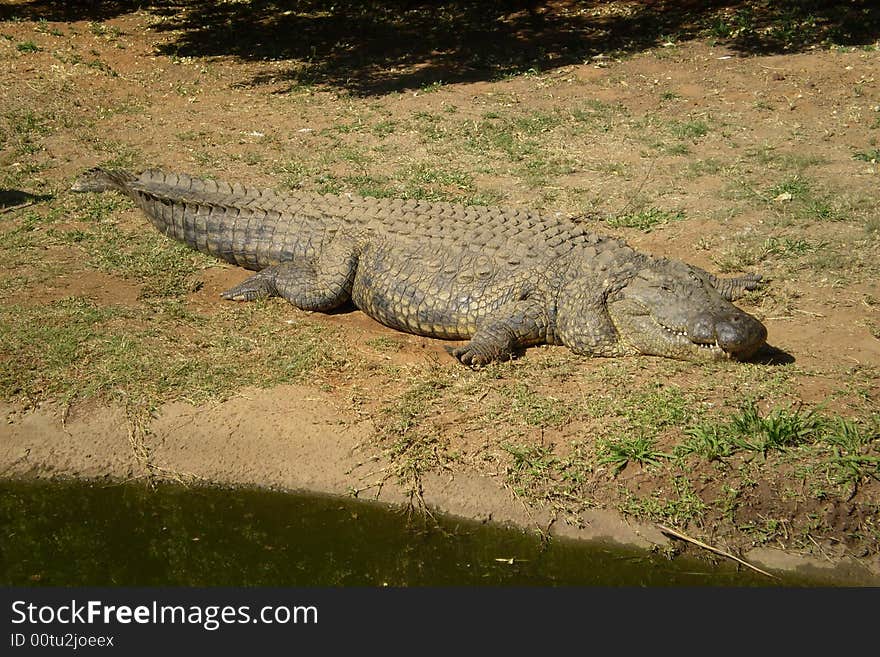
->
xmin=690 ymin=311 xmax=767 ymax=359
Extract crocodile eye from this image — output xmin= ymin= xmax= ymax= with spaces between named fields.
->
xmin=660 ymin=283 xmax=674 ymax=292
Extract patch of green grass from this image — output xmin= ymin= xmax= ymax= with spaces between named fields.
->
xmin=88 ymin=229 xmax=211 ymax=298
xmin=325 ymin=120 xmax=367 ymax=136
xmin=365 ymin=336 xmax=403 ymax=353
xmin=769 ymin=177 xmax=812 ymax=200
xmin=0 ymin=296 xmax=351 ymax=413
xmin=309 ymin=163 xmax=487 ymax=204
xmin=665 ymin=143 xmax=690 ymax=156
xmin=86 ymin=58 xmax=117 ymax=77
xmin=336 ymin=145 xmax=369 ymax=167
xmin=65 ymin=192 xmax=127 ymax=223
xmin=767 ymin=236 xmax=819 ymax=255
xmin=0 ymin=275 xmax=31 ymax=300
xmin=462 ymin=111 xmax=560 ymax=163
xmin=686 ymin=158 xmax=725 ymax=176
xmin=597 ymin=435 xmax=668 ymax=473
xmin=820 ymin=417 xmax=880 ymax=489
xmin=52 ymin=50 xmax=83 ymax=66
xmin=88 ymin=22 xmax=122 ymax=40
xmin=766 ymin=176 xmax=840 ymax=222
xmin=16 ymin=41 xmax=41 ymax=53
xmin=1 ymin=203 xmax=78 ymax=265
xmin=706 ymin=12 xmax=740 ymax=39
xmin=853 ymin=149 xmax=880 ymax=163
xmin=1 ymin=109 xmax=53 ymax=158
xmin=419 ymin=80 xmax=444 ymax=94
xmin=735 ymin=234 xmax=787 ymax=264
xmin=0 ymin=297 xmax=126 ymax=404
xmin=519 ymin=156 xmax=575 ymax=188
xmin=95 ymin=98 xmax=147 ymax=120
xmin=176 ymin=129 xmax=207 ymax=143
xmin=382 ymin=376 xmax=450 ymax=438
xmin=348 ymin=174 xmax=395 ymax=198
xmin=494 ymin=67 xmax=542 ymax=82
xmin=240 ymin=151 xmax=265 ymax=166
xmin=620 ymin=477 xmax=708 ymax=526
xmin=496 ymin=382 xmax=573 ymax=428
xmin=34 ymin=19 xmax=63 ymax=37
xmin=583 ymin=381 xmax=694 ymax=440
xmin=701 ymin=4 xmax=858 ymax=51
xmin=310 ymin=173 xmax=394 ymax=198
xmin=605 ymin=207 xmax=685 ymax=232
xmin=274 ymin=159 xmax=312 ymax=189
xmin=712 ymin=235 xmax=821 ymax=272
xmin=411 ymin=111 xmax=446 ymax=142
xmin=397 ymin=163 xmax=474 ymax=198
xmin=730 ymin=403 xmax=824 ymax=454
xmin=623 ymin=385 xmax=692 ymax=429
xmin=502 ymin=443 xmax=558 ymax=496
xmin=679 ymin=403 xmax=828 ymax=459
xmin=375 ymin=372 xmax=455 ymax=502
xmin=54 ymin=194 xmax=214 ymax=298
xmin=740 ymin=517 xmax=787 ymax=545
xmin=86 ymin=138 xmax=142 ymax=171
xmin=748 ymin=146 xmax=826 ymax=170
xmin=570 ymin=99 xmax=625 ymax=133
xmin=669 ymin=119 xmax=709 ymax=140
xmin=370 ymin=119 xmax=398 ymax=138
xmin=512 ymin=111 xmax=562 ymax=136
xmin=461 ymin=189 xmax=504 ymax=207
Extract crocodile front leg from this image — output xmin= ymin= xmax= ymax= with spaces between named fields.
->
xmin=221 ymin=236 xmax=359 ymax=312
xmin=452 ymin=301 xmax=549 ymax=366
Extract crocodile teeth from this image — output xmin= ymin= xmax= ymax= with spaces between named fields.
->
xmin=660 ymin=324 xmax=726 ymax=354
xmin=660 ymin=325 xmax=691 ymax=340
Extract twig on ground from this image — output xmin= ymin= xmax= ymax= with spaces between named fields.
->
xmin=658 ymin=523 xmax=778 ymax=579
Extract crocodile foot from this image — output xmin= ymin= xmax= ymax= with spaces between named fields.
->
xmin=450 ymin=344 xmax=514 ymax=367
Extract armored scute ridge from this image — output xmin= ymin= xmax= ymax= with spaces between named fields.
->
xmin=72 ymin=168 xmax=768 ymax=364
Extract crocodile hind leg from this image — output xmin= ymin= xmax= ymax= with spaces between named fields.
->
xmin=221 ymin=238 xmax=358 ymax=312
xmin=452 ymin=301 xmax=549 ymax=366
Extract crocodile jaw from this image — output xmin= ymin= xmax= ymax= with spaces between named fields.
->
xmin=608 ymin=300 xmax=767 ymax=362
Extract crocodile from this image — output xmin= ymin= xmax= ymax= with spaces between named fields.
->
xmin=71 ymin=168 xmax=767 ymax=365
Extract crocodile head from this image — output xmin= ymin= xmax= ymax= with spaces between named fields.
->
xmin=606 ymin=260 xmax=767 ymax=361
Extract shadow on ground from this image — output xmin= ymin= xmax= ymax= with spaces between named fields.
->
xmin=751 ymin=344 xmax=796 ymax=366
xmin=3 ymin=1 xmax=879 ymax=94
xmin=0 ymin=190 xmax=52 ymax=211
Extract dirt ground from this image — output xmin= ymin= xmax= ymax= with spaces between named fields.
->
xmin=1 ymin=1 xmax=878 ymax=582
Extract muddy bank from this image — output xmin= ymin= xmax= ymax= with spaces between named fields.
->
xmin=2 ymin=389 xmax=877 ymax=585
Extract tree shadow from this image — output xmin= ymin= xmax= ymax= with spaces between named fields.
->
xmin=3 ymin=1 xmax=879 ymax=95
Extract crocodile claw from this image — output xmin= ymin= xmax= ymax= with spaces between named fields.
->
xmin=451 ymin=345 xmax=492 ymax=368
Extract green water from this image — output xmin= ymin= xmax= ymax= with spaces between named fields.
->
xmin=0 ymin=479 xmax=804 ymax=586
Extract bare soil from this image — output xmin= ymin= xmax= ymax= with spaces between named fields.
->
xmin=1 ymin=1 xmax=878 ymax=583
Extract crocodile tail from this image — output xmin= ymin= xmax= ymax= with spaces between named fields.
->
xmin=71 ymin=167 xmax=136 ymax=193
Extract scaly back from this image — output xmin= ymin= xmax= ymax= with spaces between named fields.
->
xmin=72 ymin=168 xmax=632 ymax=268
